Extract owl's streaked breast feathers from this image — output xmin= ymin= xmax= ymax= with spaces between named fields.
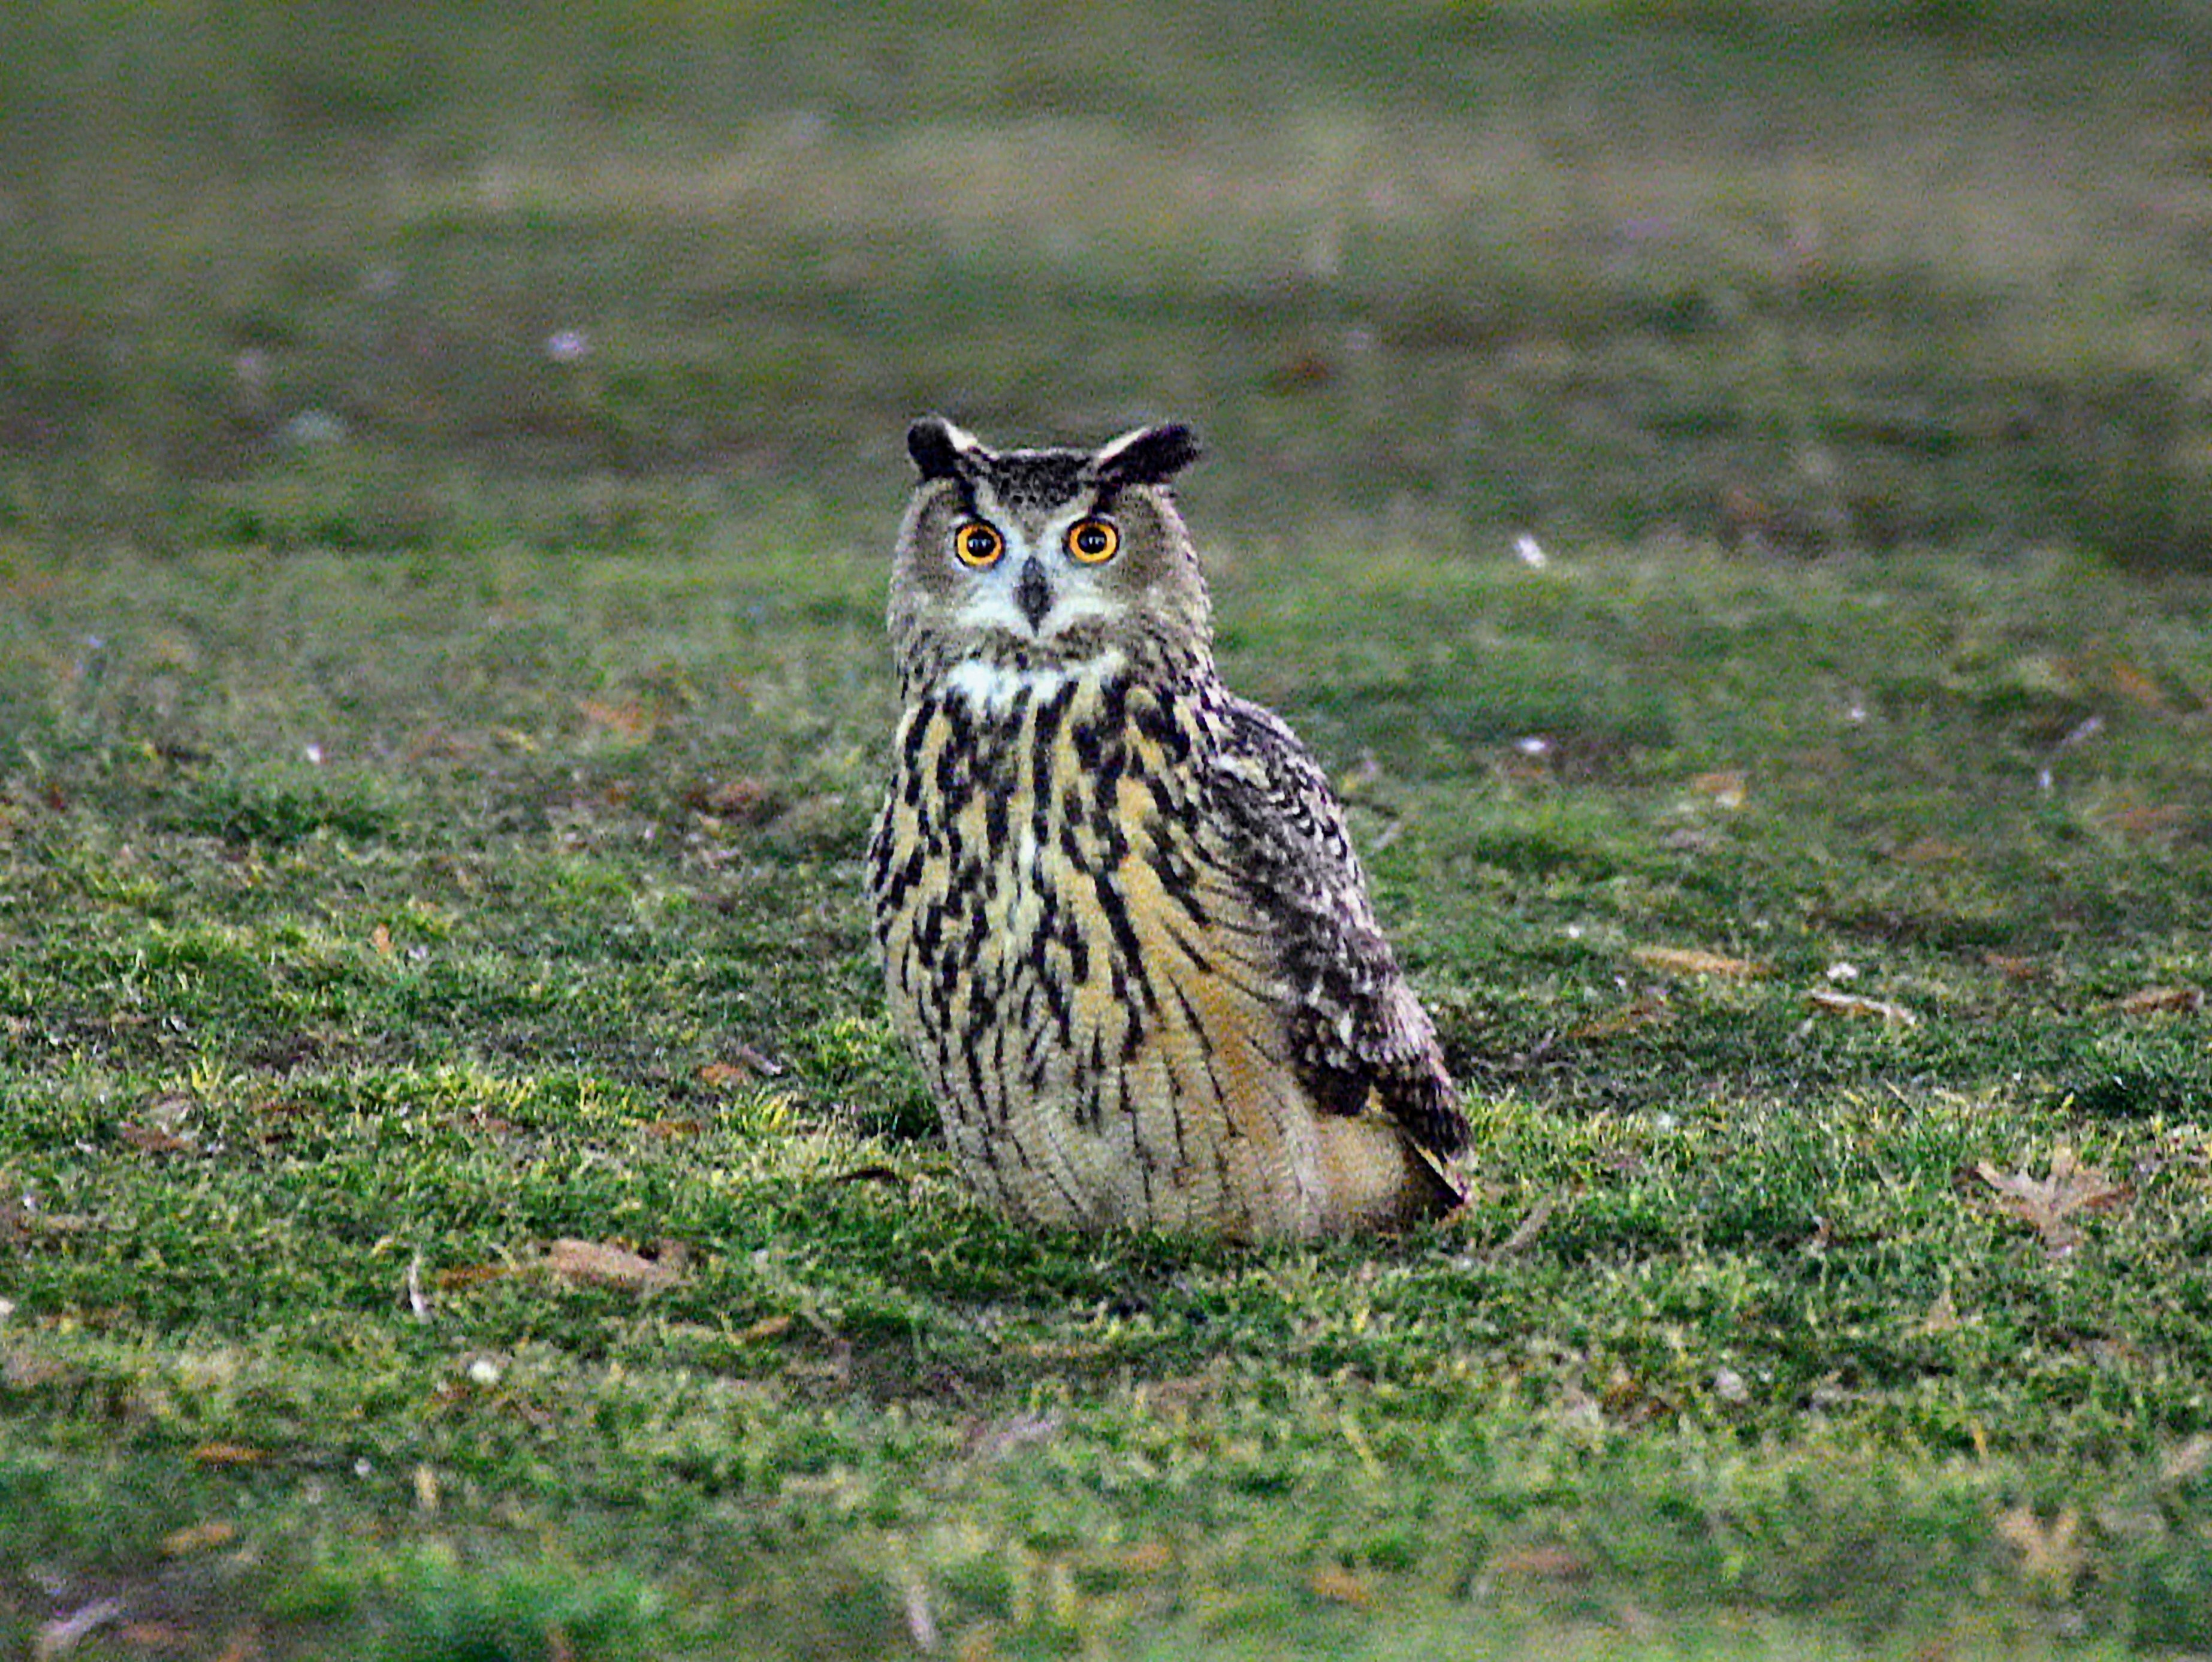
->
xmin=868 ymin=416 xmax=1468 ymax=1237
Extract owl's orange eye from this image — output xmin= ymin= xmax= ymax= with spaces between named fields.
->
xmin=953 ymin=521 xmax=1004 ymax=568
xmin=1065 ymin=517 xmax=1119 ymax=564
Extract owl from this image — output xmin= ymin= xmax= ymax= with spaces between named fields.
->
xmin=867 ymin=416 xmax=1468 ymax=1238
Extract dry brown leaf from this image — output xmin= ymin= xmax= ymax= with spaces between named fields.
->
xmin=2102 ymin=803 xmax=2191 ymax=841
xmin=1688 ymin=769 xmax=1748 ymax=808
xmin=189 ymin=1442 xmax=268 ymax=1467
xmin=732 ymin=1042 xmax=785 ymax=1077
xmin=1632 ymin=945 xmax=1770 ymax=979
xmin=4 ymin=1350 xmax=80 ymax=1391
xmin=1601 ymin=1362 xmax=1667 ymax=1419
xmin=2118 ymin=984 xmax=2203 ymax=1016
xmin=1487 ymin=1544 xmax=1589 ymax=1581
xmin=544 ymin=1237 xmax=687 ymax=1294
xmin=1112 ymin=1539 xmax=1176 ymax=1577
xmin=2159 ymin=1434 xmax=2212 ymax=1487
xmin=579 ymin=697 xmax=659 ymax=739
xmin=962 ymin=1409 xmax=1062 ymax=1463
xmin=1135 ymin=1363 xmax=1226 ymax=1419
xmin=1010 ymin=1338 xmax=1110 ymax=1364
xmin=1897 ymin=836 xmax=1968 ymax=865
xmin=1974 ymin=1146 xmax=2133 ymax=1255
xmin=695 ymin=1045 xmax=786 ymax=1092
xmin=118 ymin=1623 xmax=196 ymax=1652
xmin=691 ymin=776 xmax=783 ymax=825
xmin=2083 ymin=1334 xmax=2147 ymax=1371
xmin=1271 ymin=346 xmax=1337 ymax=391
xmin=1806 ymin=987 xmax=1920 ymax=1025
xmin=1919 ymin=1286 xmax=1962 ymax=1336
xmin=1 ymin=1203 xmax=46 ymax=1247
xmin=1566 ymin=994 xmax=1671 ymax=1040
xmin=400 ymin=727 xmax=472 ymax=765
xmin=433 ymin=1261 xmax=512 ymax=1291
xmin=161 ymin=1519 xmax=237 ymax=1557
xmin=1996 ymin=1505 xmax=2084 ymax=1595
xmin=2108 ymin=660 xmax=2174 ymax=712
xmin=117 ymin=1122 xmax=196 ymax=1155
xmin=1306 ymin=1564 xmax=1375 ymax=1607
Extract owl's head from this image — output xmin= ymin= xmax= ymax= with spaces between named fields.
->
xmin=888 ymin=415 xmax=1209 ymax=695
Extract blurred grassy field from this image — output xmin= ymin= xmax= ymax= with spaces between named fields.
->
xmin=5 ymin=2 xmax=2212 ymax=1658
xmin=7 ymin=0 xmax=2212 ymax=559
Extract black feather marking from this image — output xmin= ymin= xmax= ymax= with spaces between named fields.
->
xmin=1031 ymin=675 xmax=1076 ymax=787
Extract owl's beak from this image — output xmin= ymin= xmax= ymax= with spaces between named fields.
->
xmin=1014 ymin=558 xmax=1052 ymax=632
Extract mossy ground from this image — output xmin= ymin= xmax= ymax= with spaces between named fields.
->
xmin=4 ymin=4 xmax=2211 ymax=1657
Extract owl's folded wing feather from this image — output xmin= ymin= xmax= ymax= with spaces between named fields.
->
xmin=1201 ymin=695 xmax=1468 ymax=1162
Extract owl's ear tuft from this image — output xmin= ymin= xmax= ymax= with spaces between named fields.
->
xmin=1090 ymin=422 xmax=1201 ymax=488
xmin=907 ymin=415 xmax=985 ymax=482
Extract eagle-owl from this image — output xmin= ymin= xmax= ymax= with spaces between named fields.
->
xmin=867 ymin=416 xmax=1468 ymax=1238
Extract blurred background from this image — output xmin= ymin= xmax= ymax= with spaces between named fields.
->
xmin=2 ymin=0 xmax=2209 ymax=570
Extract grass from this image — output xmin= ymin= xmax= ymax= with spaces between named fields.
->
xmin=5 ymin=2 xmax=2212 ymax=1657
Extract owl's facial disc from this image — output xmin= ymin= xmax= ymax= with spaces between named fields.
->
xmin=944 ymin=481 xmax=1121 ymax=651
xmin=895 ymin=418 xmax=1212 ymax=696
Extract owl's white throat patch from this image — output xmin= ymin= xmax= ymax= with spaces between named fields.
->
xmin=940 ymin=650 xmax=1127 ymax=715
xmin=953 ymin=587 xmax=1116 ymax=640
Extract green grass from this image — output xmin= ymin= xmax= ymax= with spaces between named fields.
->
xmin=5 ymin=2 xmax=2212 ymax=1657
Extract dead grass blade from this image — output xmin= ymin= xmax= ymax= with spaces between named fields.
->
xmin=1996 ymin=1505 xmax=2084 ymax=1597
xmin=1805 ymin=987 xmax=1920 ymax=1025
xmin=2117 ymin=984 xmax=2203 ymax=1016
xmin=1632 ymin=945 xmax=1770 ymax=979
xmin=1484 ymin=1195 xmax=1561 ymax=1262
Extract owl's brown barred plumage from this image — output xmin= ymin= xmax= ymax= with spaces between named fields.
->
xmin=868 ymin=416 xmax=1468 ymax=1238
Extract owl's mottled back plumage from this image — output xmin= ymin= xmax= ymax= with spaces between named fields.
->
xmin=868 ymin=416 xmax=1468 ymax=1238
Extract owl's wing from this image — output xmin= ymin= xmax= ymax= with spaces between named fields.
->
xmin=1201 ymin=694 xmax=1469 ymax=1164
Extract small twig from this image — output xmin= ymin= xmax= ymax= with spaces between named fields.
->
xmin=902 ymin=1572 xmax=940 ymax=1654
xmin=406 ymin=1252 xmax=433 ymax=1323
xmin=1486 ymin=1195 xmax=1560 ymax=1261
xmin=35 ymin=1598 xmax=123 ymax=1661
